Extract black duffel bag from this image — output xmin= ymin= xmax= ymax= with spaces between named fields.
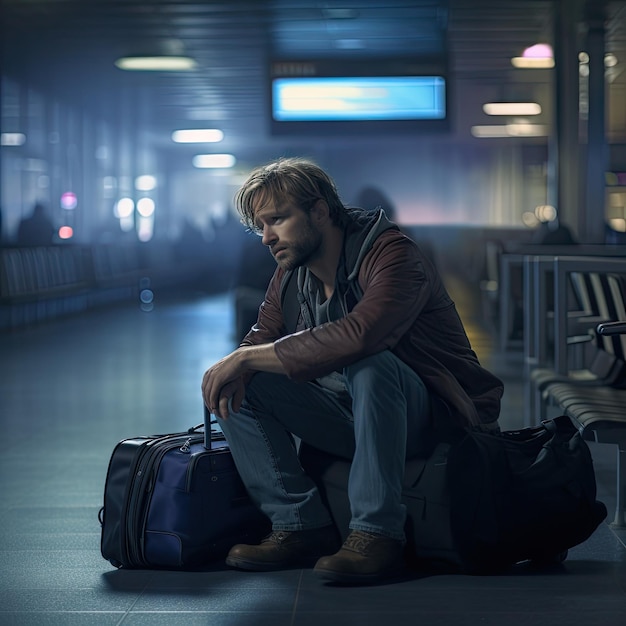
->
xmin=447 ymin=414 xmax=608 ymax=572
xmin=301 ymin=414 xmax=607 ymax=573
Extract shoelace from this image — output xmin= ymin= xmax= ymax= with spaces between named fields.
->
xmin=262 ymin=530 xmax=291 ymax=544
xmin=342 ymin=531 xmax=378 ymax=554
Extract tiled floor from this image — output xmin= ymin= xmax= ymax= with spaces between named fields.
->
xmin=0 ymin=284 xmax=624 ymax=625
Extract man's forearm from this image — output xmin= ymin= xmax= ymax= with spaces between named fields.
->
xmin=238 ymin=342 xmax=286 ymax=375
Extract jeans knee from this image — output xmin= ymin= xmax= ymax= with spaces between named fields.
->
xmin=343 ymin=351 xmax=401 ymax=389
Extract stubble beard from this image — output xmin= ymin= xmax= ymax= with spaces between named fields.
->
xmin=273 ymin=223 xmax=323 ymax=271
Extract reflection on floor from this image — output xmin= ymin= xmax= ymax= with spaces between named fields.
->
xmin=0 ymin=285 xmax=624 ymax=626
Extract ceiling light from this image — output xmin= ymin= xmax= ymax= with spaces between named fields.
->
xmin=115 ymin=56 xmax=197 ymax=71
xmin=535 ymin=205 xmax=557 ymax=222
xmin=60 ymin=191 xmax=78 ymax=210
xmin=471 ymin=125 xmax=510 ymax=138
xmin=471 ymin=123 xmax=548 ymax=138
xmin=172 ymin=129 xmax=224 ymax=143
xmin=135 ymin=175 xmax=157 ymax=191
xmin=523 ymin=43 xmax=553 ymax=58
xmin=192 ymin=154 xmax=236 ymax=169
xmin=511 ymin=57 xmax=555 ymax=68
xmin=137 ymin=198 xmax=156 ymax=218
xmin=115 ymin=197 xmax=134 ymax=219
xmin=1 ymin=132 xmax=26 ymax=146
xmin=506 ymin=123 xmax=547 ymax=137
xmin=512 ymin=43 xmax=554 ymax=69
xmin=483 ymin=102 xmax=542 ymax=116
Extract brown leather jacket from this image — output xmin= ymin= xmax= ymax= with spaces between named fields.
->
xmin=241 ymin=208 xmax=503 ymax=429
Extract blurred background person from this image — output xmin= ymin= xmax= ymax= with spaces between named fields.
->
xmin=16 ymin=202 xmax=55 ymax=246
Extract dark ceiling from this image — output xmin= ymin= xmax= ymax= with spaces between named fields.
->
xmin=1 ymin=0 xmax=625 ymax=163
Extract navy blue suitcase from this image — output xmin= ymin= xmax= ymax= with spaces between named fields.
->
xmin=99 ymin=410 xmax=269 ymax=569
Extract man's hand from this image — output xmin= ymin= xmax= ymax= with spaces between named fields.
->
xmin=202 ymin=350 xmax=247 ymax=420
xmin=202 ymin=343 xmax=285 ymax=419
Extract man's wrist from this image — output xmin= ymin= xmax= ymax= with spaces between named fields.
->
xmin=235 ymin=346 xmax=251 ymax=370
xmin=237 ymin=343 xmax=282 ymax=374
xmin=236 ymin=344 xmax=263 ymax=370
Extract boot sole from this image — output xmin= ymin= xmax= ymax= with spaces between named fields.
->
xmin=226 ymin=554 xmax=320 ymax=572
xmin=314 ymin=564 xmax=406 ymax=585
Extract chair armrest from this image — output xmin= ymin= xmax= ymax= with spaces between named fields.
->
xmin=566 ymin=333 xmax=595 ymax=346
xmin=597 ymin=321 xmax=626 ymax=336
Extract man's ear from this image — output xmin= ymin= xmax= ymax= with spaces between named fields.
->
xmin=310 ymin=199 xmax=330 ymax=226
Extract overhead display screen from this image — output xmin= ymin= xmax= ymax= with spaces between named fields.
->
xmin=272 ymin=76 xmax=446 ymax=122
xmin=269 ymin=59 xmax=449 ymax=135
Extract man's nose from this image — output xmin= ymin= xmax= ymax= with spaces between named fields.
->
xmin=261 ymin=225 xmax=277 ymax=247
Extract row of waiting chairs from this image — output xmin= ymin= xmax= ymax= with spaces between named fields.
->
xmin=0 ymin=244 xmax=209 ymax=330
xmin=520 ymin=254 xmax=626 ymax=529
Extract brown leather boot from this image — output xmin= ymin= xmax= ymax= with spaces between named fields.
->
xmin=225 ymin=526 xmax=340 ymax=571
xmin=313 ymin=530 xmax=406 ymax=584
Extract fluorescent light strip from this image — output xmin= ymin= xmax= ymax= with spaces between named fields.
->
xmin=506 ymin=123 xmax=548 ymax=136
xmin=471 ymin=124 xmax=548 ymax=138
xmin=1 ymin=132 xmax=26 ymax=146
xmin=511 ymin=57 xmax=554 ymax=69
xmin=471 ymin=125 xmax=510 ymax=138
xmin=115 ymin=56 xmax=197 ymax=71
xmin=483 ymin=102 xmax=541 ymax=116
xmin=172 ymin=129 xmax=224 ymax=143
xmin=192 ymin=154 xmax=236 ymax=169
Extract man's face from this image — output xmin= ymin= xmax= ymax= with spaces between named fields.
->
xmin=253 ymin=199 xmax=323 ymax=271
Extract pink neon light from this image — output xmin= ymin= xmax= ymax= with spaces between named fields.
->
xmin=58 ymin=226 xmax=74 ymax=239
xmin=523 ymin=44 xmax=553 ymax=59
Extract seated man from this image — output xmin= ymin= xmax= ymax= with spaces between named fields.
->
xmin=202 ymin=157 xmax=503 ymax=584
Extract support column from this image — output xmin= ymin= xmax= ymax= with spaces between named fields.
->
xmin=582 ymin=0 xmax=608 ymax=243
xmin=550 ymin=0 xmax=583 ymax=236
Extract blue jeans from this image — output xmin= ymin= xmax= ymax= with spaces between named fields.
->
xmin=216 ymin=350 xmax=433 ymax=541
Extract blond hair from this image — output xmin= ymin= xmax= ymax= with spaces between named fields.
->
xmin=234 ymin=157 xmax=346 ymax=232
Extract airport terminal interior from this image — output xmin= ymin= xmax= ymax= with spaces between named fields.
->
xmin=1 ymin=1 xmax=626 ymax=624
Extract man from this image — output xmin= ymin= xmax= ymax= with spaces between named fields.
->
xmin=202 ymin=157 xmax=503 ymax=584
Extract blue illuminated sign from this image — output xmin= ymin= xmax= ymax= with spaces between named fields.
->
xmin=272 ymin=76 xmax=446 ymax=122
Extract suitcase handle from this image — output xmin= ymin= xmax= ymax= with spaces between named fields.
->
xmin=187 ymin=407 xmax=220 ymax=450
xmin=204 ymin=405 xmax=218 ymax=450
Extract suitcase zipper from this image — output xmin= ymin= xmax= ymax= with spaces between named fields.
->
xmin=113 ymin=438 xmax=153 ymax=567
xmin=125 ymin=433 xmax=200 ymax=566
xmin=131 ymin=433 xmax=208 ymax=566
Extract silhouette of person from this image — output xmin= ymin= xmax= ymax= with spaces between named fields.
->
xmin=16 ymin=203 xmax=55 ymax=246
xmin=532 ymin=220 xmax=577 ymax=245
xmin=355 ymin=187 xmax=397 ymax=221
